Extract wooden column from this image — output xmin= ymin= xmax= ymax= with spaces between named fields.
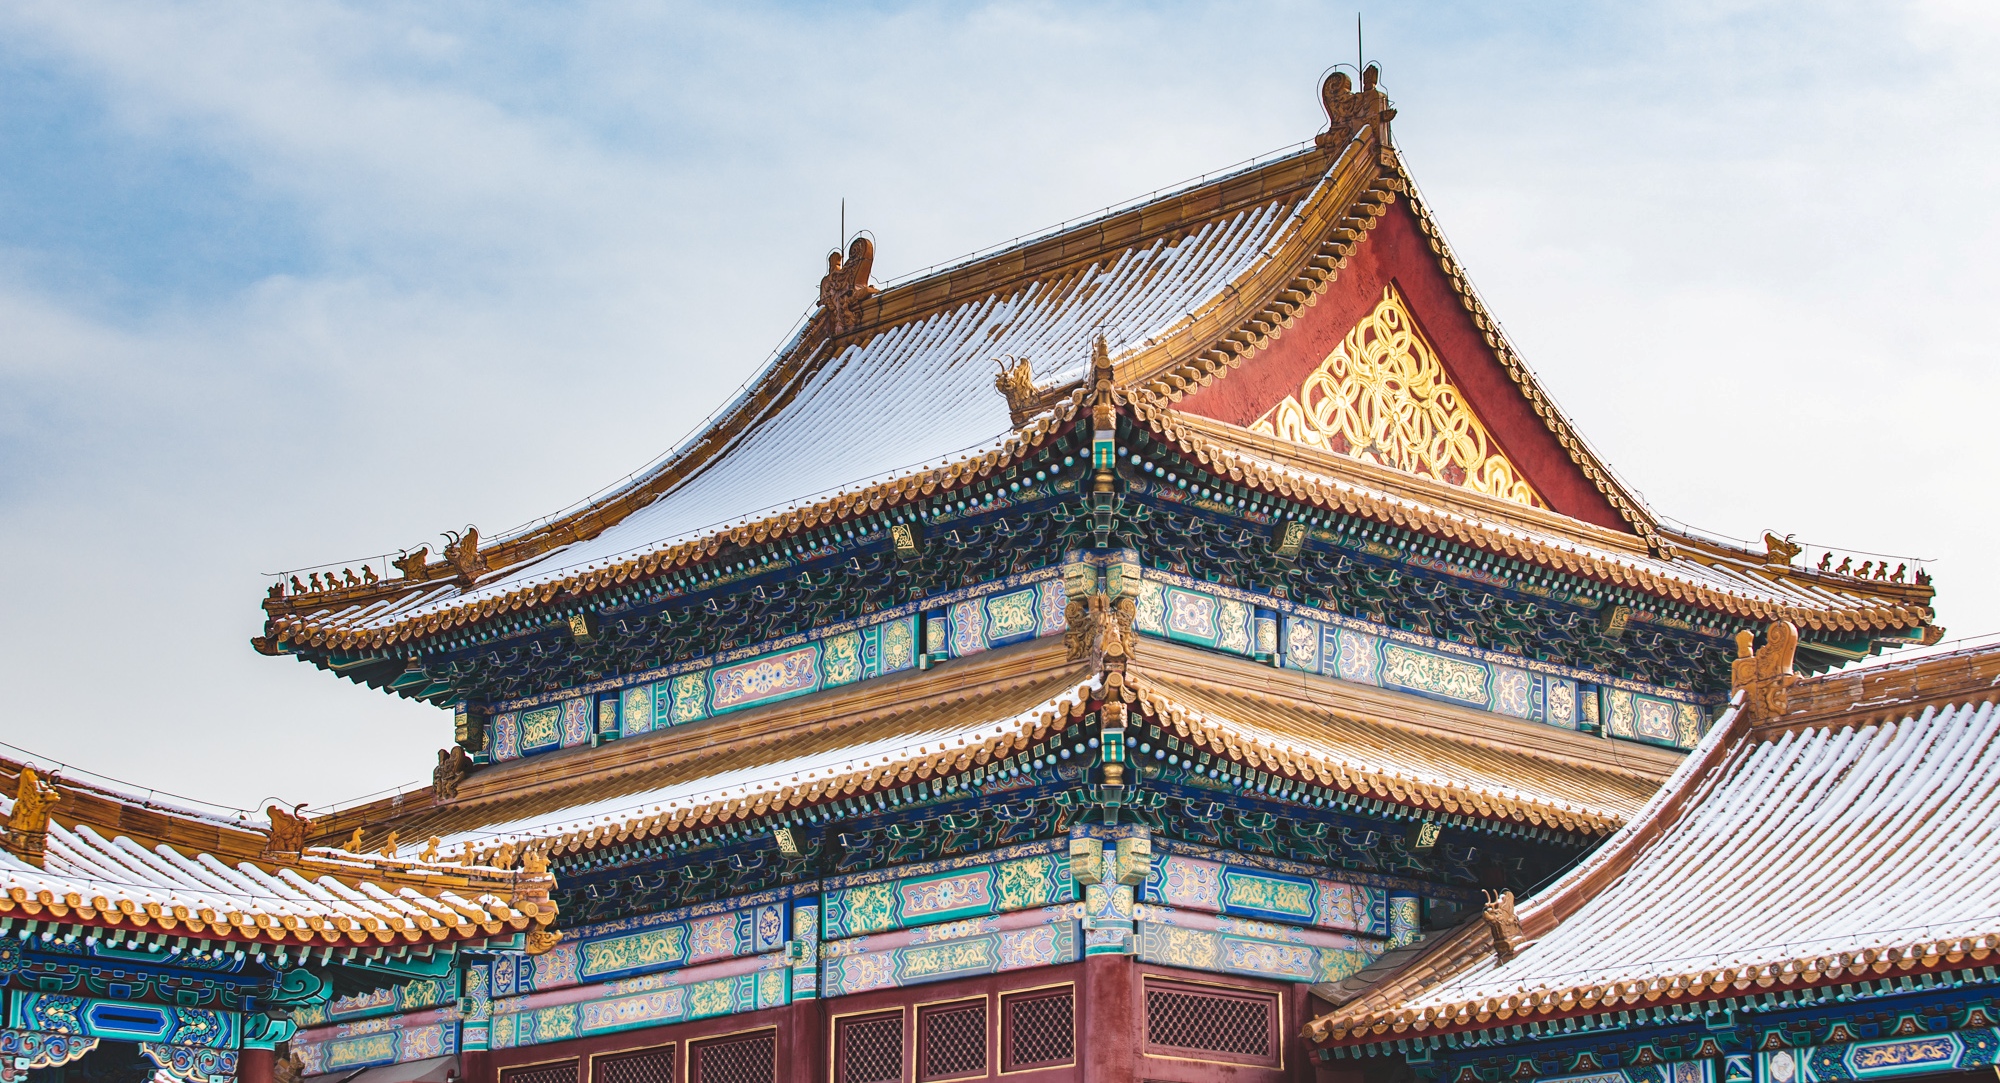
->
xmin=1079 ymin=953 xmax=1137 ymax=1083
xmin=238 ymin=1047 xmax=273 ymax=1083
xmin=781 ymin=998 xmax=824 ymax=1083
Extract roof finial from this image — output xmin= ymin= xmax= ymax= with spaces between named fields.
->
xmin=818 ymin=235 xmax=878 ymax=336
xmin=1731 ymin=621 xmax=1799 ymax=721
xmin=1317 ymin=58 xmax=1395 ymax=150
xmin=4 ymin=766 xmax=59 ymax=868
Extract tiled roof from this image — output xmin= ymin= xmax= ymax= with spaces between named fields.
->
xmin=321 ymin=637 xmax=1679 ymax=862
xmin=0 ymin=760 xmax=556 ymax=950
xmin=258 ymin=109 xmax=1932 ymax=655
xmin=313 ymin=640 xmax=1102 ymax=857
xmin=1304 ymin=640 xmax=2000 ymax=1043
xmin=1121 ymin=643 xmax=1672 ymax=835
xmin=262 ymin=144 xmax=1341 ymax=648
xmin=1131 ymin=403 xmax=1934 ymax=636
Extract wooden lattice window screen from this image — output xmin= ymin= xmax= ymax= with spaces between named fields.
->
xmin=689 ymin=1031 xmax=777 ymax=1083
xmin=593 ymin=1047 xmax=674 ymax=1083
xmin=1141 ymin=978 xmax=1281 ymax=1067
xmin=1000 ymin=987 xmax=1075 ymax=1072
xmin=501 ymin=1061 xmax=580 ymax=1083
xmin=917 ymin=999 xmax=987 ymax=1081
xmin=836 ymin=1011 xmax=905 ymax=1083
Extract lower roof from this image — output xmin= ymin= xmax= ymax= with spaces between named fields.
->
xmin=321 ymin=636 xmax=1683 ymax=860
xmin=0 ymin=804 xmax=554 ymax=952
xmin=1124 ymin=649 xmax=1669 ymax=835
xmin=1306 ymin=640 xmax=2000 ymax=1043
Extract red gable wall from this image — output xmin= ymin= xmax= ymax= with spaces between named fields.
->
xmin=1176 ymin=201 xmax=1630 ymax=533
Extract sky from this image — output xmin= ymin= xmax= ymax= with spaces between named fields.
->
xmin=1 ymin=1 xmax=1994 ymax=815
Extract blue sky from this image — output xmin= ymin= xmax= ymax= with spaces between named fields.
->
xmin=1 ymin=1 xmax=1994 ymax=813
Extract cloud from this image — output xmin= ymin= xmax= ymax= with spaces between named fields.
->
xmin=0 ymin=0 xmax=1992 ymax=809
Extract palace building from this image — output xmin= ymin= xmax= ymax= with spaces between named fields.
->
xmin=6 ymin=67 xmax=1962 ymax=1083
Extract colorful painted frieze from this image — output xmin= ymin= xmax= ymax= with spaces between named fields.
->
xmin=489 ymin=618 xmax=916 ymax=762
xmin=483 ymin=566 xmax=1090 ymax=764
xmin=487 ymin=901 xmax=786 ymax=996
xmin=1133 ymin=579 xmax=1256 ymax=657
xmin=937 ymin=579 xmax=1067 ymax=661
xmin=1127 ymin=567 xmax=1714 ymax=748
xmin=324 ymin=975 xmax=456 ymax=1022
xmin=1761 ymin=1029 xmax=2000 ymax=1083
xmin=821 ymin=908 xmax=1079 ymax=997
xmin=821 ymin=851 xmax=1072 ymax=939
xmin=1601 ymin=686 xmax=1707 ymax=749
xmin=9 ymin=993 xmax=239 ymax=1049
xmin=1141 ymin=853 xmax=1389 ymax=937
xmin=291 ymin=1007 xmax=460 ymax=1076
xmin=487 ymin=953 xmax=790 ymax=1050
xmin=1133 ymin=904 xmax=1380 ymax=984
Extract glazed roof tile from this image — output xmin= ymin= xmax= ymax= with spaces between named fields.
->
xmin=1132 ymin=403 xmax=1932 ymax=635
xmin=1120 ymin=643 xmax=1672 ymax=835
xmin=325 ymin=638 xmax=1681 ymax=862
xmin=261 ymin=118 xmax=1931 ymax=654
xmin=1305 ymin=641 xmax=2000 ymax=1043
xmin=352 ymin=660 xmax=1103 ymax=860
xmin=0 ymin=760 xmax=556 ymax=949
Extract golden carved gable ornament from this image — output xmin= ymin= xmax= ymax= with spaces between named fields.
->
xmin=1250 ymin=284 xmax=1546 ymax=508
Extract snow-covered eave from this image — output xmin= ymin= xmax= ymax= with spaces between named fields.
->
xmin=266 ymin=393 xmax=1090 ymax=651
xmin=1132 ymin=401 xmax=1934 ymax=636
xmin=429 ymin=674 xmax=1104 ymax=863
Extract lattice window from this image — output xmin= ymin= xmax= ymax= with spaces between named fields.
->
xmin=690 ymin=1031 xmax=776 ymax=1083
xmin=918 ymin=1000 xmax=987 ymax=1081
xmin=1142 ymin=979 xmax=1279 ymax=1066
xmin=836 ymin=1011 xmax=905 ymax=1083
xmin=501 ymin=1060 xmax=580 ymax=1083
xmin=1000 ymin=987 xmax=1074 ymax=1071
xmin=594 ymin=1047 xmax=674 ymax=1083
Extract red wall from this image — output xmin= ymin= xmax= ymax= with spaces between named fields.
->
xmin=1176 ymin=201 xmax=1629 ymax=533
xmin=473 ymin=959 xmax=1318 ymax=1083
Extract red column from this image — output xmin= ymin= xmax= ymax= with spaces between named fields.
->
xmin=1079 ymin=954 xmax=1136 ymax=1083
xmin=458 ymin=1050 xmax=493 ymax=1083
xmin=238 ymin=1048 xmax=273 ymax=1083
xmin=781 ymin=998 xmax=824 ymax=1083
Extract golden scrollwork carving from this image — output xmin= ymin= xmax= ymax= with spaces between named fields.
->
xmin=1250 ymin=284 xmax=1545 ymax=508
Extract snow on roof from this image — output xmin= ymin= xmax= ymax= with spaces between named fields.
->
xmin=0 ymin=820 xmax=555 ymax=949
xmin=1308 ymin=641 xmax=2000 ymax=1041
